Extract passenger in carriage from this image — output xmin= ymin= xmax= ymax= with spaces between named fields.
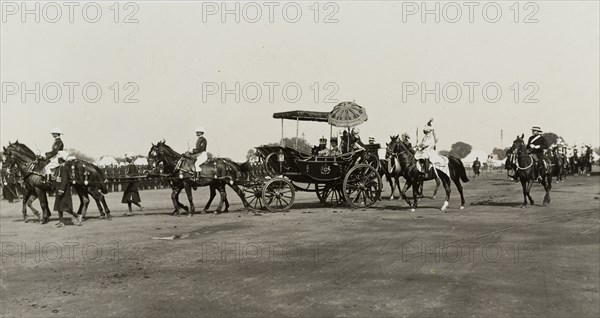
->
xmin=350 ymin=128 xmax=366 ymax=151
xmin=328 ymin=137 xmax=342 ymax=156
xmin=314 ymin=137 xmax=328 ymax=156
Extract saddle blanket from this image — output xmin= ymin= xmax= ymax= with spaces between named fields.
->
xmin=433 ymin=156 xmax=450 ymax=179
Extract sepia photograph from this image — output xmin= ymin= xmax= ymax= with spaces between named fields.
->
xmin=1 ymin=1 xmax=599 ymax=317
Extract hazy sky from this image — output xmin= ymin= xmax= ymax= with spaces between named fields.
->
xmin=2 ymin=1 xmax=599 ymax=161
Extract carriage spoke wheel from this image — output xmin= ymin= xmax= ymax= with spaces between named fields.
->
xmin=264 ymin=152 xmax=288 ymax=177
xmin=242 ymin=184 xmax=264 ymax=211
xmin=361 ymin=153 xmax=380 ymax=171
xmin=315 ymin=183 xmax=345 ymax=206
xmin=343 ymin=164 xmax=382 ymax=209
xmin=262 ymin=178 xmax=295 ymax=212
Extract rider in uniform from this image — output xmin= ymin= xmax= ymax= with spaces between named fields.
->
xmin=191 ymin=127 xmax=208 ymax=180
xmin=526 ymin=125 xmax=548 ymax=181
xmin=400 ymin=133 xmax=414 ymax=153
xmin=44 ymin=127 xmax=64 ymax=183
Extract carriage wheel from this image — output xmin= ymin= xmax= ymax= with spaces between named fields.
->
xmin=262 ymin=178 xmax=295 ymax=212
xmin=343 ymin=164 xmax=382 ymax=208
xmin=264 ymin=152 xmax=283 ymax=177
xmin=315 ymin=183 xmax=345 ymax=206
xmin=361 ymin=153 xmax=380 ymax=171
xmin=242 ymin=184 xmax=264 ymax=211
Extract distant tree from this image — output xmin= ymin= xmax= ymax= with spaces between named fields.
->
xmin=542 ymin=132 xmax=561 ymax=146
xmin=492 ymin=147 xmax=510 ymax=160
xmin=439 ymin=150 xmax=450 ymax=156
xmin=448 ymin=142 xmax=472 ymax=159
xmin=594 ymin=147 xmax=600 ymax=155
xmin=65 ymin=148 xmax=95 ymax=163
xmin=266 ymin=137 xmax=312 ymax=153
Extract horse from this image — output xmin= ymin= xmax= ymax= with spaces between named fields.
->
xmin=508 ymin=134 xmax=552 ymax=207
xmin=3 ymin=141 xmax=111 ymax=224
xmin=550 ymin=148 xmax=567 ymax=183
xmin=383 ymin=135 xmax=440 ymax=200
xmin=582 ymin=147 xmax=594 ymax=176
xmin=387 ymin=136 xmax=468 ymax=212
xmin=147 ymin=141 xmax=250 ymax=215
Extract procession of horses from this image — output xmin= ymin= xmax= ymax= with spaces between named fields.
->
xmin=1 ymin=102 xmax=596 ymax=228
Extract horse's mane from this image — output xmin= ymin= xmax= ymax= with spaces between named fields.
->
xmin=8 ymin=141 xmax=37 ymax=160
xmin=156 ymin=141 xmax=181 ymax=157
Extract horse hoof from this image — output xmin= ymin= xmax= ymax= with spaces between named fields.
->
xmin=432 ymin=196 xmax=437 ymax=199
xmin=54 ymin=222 xmax=65 ymax=228
xmin=410 ymin=208 xmax=415 ymax=213
xmin=389 ymin=196 xmax=394 ymax=200
xmin=459 ymin=206 xmax=464 ymax=210
xmin=201 ymin=210 xmax=207 ymax=215
xmin=187 ymin=213 xmax=193 ymax=217
xmin=521 ymin=205 xmax=526 ymax=209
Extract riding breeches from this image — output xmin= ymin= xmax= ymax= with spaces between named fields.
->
xmin=44 ymin=157 xmax=59 ymax=175
xmin=194 ymin=152 xmax=208 ymax=171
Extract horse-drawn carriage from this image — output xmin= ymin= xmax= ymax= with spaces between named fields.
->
xmin=238 ymin=106 xmax=383 ymax=212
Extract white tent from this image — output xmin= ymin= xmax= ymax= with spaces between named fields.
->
xmin=134 ymin=157 xmax=148 ymax=166
xmin=96 ymin=155 xmax=118 ymax=167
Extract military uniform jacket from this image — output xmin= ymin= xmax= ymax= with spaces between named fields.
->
xmin=45 ymin=138 xmax=64 ymax=159
xmin=191 ymin=137 xmax=207 ymax=154
xmin=53 ymin=164 xmax=73 ymax=212
xmin=526 ymin=135 xmax=548 ymax=155
xmin=122 ymin=163 xmax=141 ymax=203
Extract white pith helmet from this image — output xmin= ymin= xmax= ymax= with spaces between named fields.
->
xmin=196 ymin=126 xmax=205 ymax=133
xmin=50 ymin=127 xmax=63 ymax=135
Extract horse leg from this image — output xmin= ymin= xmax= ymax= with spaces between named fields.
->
xmin=410 ymin=180 xmax=419 ymax=212
xmin=203 ymin=185 xmax=217 ymax=213
xmin=214 ymin=185 xmax=224 ymax=214
xmin=440 ymin=175 xmax=451 ymax=212
xmin=21 ymin=190 xmax=32 ymax=221
xmin=78 ymin=191 xmax=90 ymax=220
xmin=228 ymin=184 xmax=249 ymax=212
xmin=526 ymin=179 xmax=535 ymax=206
xmin=400 ymin=181 xmax=412 ymax=206
xmin=36 ymin=188 xmax=50 ymax=224
xmin=388 ymin=177 xmax=395 ymax=200
xmin=171 ymin=186 xmax=183 ymax=215
xmin=26 ymin=193 xmax=41 ymax=222
xmin=185 ymin=184 xmax=195 ymax=216
xmin=432 ymin=177 xmax=440 ymax=199
xmin=222 ymin=186 xmax=230 ymax=212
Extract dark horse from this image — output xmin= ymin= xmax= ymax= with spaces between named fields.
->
xmin=383 ymin=135 xmax=440 ymax=200
xmin=147 ymin=141 xmax=250 ymax=215
xmin=550 ymin=148 xmax=567 ymax=183
xmin=3 ymin=141 xmax=110 ymax=223
xmin=508 ymin=135 xmax=552 ymax=207
xmin=387 ymin=136 xmax=468 ymax=212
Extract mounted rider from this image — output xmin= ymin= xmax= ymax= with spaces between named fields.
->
xmin=414 ymin=119 xmax=445 ymax=178
xmin=400 ymin=133 xmax=415 ymax=154
xmin=191 ymin=126 xmax=208 ymax=180
xmin=526 ymin=125 xmax=548 ymax=181
xmin=44 ymin=127 xmax=65 ymax=182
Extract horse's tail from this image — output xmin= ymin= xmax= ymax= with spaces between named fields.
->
xmin=449 ymin=156 xmax=469 ymax=183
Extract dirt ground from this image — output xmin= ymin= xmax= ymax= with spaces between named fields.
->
xmin=1 ymin=173 xmax=599 ymax=317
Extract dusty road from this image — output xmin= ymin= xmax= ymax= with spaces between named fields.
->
xmin=1 ymin=174 xmax=599 ymax=317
